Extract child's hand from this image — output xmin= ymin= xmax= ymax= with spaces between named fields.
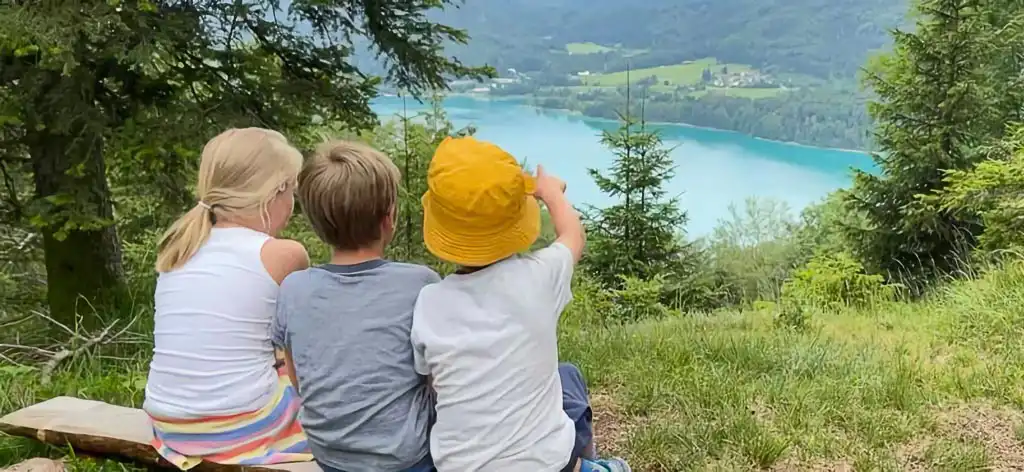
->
xmin=534 ymin=165 xmax=566 ymax=203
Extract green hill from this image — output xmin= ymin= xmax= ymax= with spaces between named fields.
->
xmin=436 ymin=0 xmax=908 ymax=79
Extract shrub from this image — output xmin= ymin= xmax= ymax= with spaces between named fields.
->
xmin=794 ymin=191 xmax=866 ymax=264
xmin=773 ymin=302 xmax=810 ymax=331
xmin=605 ymin=274 xmax=675 ymax=323
xmin=706 ymin=197 xmax=804 ymax=304
xmin=561 ymin=271 xmax=617 ymax=330
xmin=661 ymin=240 xmax=741 ymax=312
xmin=781 ymin=252 xmax=897 ymax=312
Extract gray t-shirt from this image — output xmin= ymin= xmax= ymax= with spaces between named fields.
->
xmin=271 ymin=260 xmax=439 ymax=472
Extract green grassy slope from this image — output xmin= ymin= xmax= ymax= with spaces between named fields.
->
xmin=558 ymin=261 xmax=1024 ymax=470
xmin=579 ymin=58 xmax=751 ymax=87
xmin=4 ymin=261 xmax=1024 ymax=471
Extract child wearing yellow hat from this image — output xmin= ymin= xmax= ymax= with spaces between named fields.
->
xmin=411 ymin=136 xmax=631 ymax=472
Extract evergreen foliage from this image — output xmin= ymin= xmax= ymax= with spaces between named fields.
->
xmin=843 ymin=0 xmax=1023 ymax=292
xmin=0 ymin=0 xmax=490 ymax=325
xmin=584 ymin=88 xmax=689 ymax=289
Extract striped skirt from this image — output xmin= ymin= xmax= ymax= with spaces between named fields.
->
xmin=148 ymin=367 xmax=314 ymax=470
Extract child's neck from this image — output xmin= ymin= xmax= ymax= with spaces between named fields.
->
xmin=330 ymin=245 xmax=385 ymax=266
xmin=456 ymin=265 xmax=490 ymax=275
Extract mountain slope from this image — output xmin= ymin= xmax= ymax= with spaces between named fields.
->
xmin=436 ymin=0 xmax=908 ymax=78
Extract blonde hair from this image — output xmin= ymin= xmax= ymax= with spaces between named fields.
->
xmin=298 ymin=140 xmax=400 ymax=250
xmin=155 ymin=128 xmax=303 ymax=272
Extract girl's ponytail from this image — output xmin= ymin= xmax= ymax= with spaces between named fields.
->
xmin=153 ymin=127 xmax=303 ymax=273
xmin=155 ymin=204 xmax=215 ymax=273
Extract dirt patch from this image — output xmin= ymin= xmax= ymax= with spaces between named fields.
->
xmin=591 ymin=391 xmax=631 ymax=455
xmin=895 ymin=437 xmax=932 ymax=472
xmin=749 ymin=398 xmax=776 ymax=425
xmin=767 ymin=446 xmax=854 ymax=472
xmin=898 ymin=402 xmax=1024 ymax=471
xmin=769 ymin=456 xmax=854 ymax=472
xmin=940 ymin=403 xmax=1024 ymax=470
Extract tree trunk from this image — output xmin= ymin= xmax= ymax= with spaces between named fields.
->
xmin=29 ymin=129 xmax=126 ymax=331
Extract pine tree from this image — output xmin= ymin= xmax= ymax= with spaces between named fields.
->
xmin=585 ymin=81 xmax=688 ymax=287
xmin=844 ymin=0 xmax=1011 ymax=292
xmin=378 ymin=93 xmax=475 ymax=265
xmin=0 ymin=1 xmax=491 ymax=325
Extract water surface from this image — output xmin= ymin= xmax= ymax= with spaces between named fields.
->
xmin=371 ymin=96 xmax=877 ymax=236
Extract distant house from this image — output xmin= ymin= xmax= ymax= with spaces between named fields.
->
xmin=470 ymin=87 xmax=490 ymax=93
xmin=577 ymin=71 xmax=591 ymax=77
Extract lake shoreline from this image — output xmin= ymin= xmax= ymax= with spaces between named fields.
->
xmin=370 ymin=94 xmax=872 ymax=235
xmin=413 ymin=92 xmax=870 ymax=155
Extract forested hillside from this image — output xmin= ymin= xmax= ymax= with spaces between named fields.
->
xmin=412 ymin=0 xmax=910 ymax=150
xmin=437 ymin=0 xmax=907 ymax=78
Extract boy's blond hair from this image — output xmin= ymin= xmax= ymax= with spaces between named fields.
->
xmin=298 ymin=140 xmax=401 ymax=250
xmin=156 ymin=128 xmax=303 ymax=272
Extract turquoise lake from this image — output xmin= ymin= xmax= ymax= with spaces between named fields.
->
xmin=371 ymin=95 xmax=877 ymax=236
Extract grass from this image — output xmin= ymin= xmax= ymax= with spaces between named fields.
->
xmin=564 ymin=42 xmax=648 ymax=57
xmin=556 ymin=85 xmax=785 ymax=98
xmin=701 ymin=87 xmax=787 ymax=99
xmin=580 ymin=58 xmax=754 ymax=88
xmin=566 ymin=42 xmax=616 ymax=54
xmin=6 ymin=262 xmax=1024 ymax=471
xmin=555 ymin=261 xmax=1024 ymax=471
xmin=552 ymin=85 xmax=786 ymax=101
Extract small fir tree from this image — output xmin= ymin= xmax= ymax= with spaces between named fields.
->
xmin=585 ymin=81 xmax=689 ymax=288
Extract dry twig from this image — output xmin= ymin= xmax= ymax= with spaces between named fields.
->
xmin=0 ymin=311 xmax=142 ymax=385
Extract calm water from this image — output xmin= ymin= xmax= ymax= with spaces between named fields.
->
xmin=371 ymin=96 xmax=877 ymax=236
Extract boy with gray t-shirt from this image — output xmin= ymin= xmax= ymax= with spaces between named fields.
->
xmin=271 ymin=140 xmax=438 ymax=472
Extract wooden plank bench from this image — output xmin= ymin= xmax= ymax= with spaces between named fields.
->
xmin=0 ymin=397 xmax=323 ymax=472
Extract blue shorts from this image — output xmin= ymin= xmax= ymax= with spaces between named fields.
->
xmin=558 ymin=362 xmax=594 ymax=472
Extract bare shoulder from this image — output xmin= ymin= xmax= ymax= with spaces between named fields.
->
xmin=261 ymin=238 xmax=310 ymax=284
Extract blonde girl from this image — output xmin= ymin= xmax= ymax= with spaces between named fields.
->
xmin=144 ymin=128 xmax=313 ymax=469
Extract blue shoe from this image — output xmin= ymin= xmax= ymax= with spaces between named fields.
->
xmin=581 ymin=457 xmax=632 ymax=472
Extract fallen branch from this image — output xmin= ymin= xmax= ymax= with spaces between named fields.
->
xmin=0 ymin=312 xmax=142 ymax=385
xmin=38 ymin=322 xmax=116 ymax=385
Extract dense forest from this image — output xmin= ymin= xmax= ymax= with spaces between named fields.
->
xmin=413 ymin=0 xmax=908 ymax=149
xmin=435 ymin=0 xmax=907 ymax=79
xmin=528 ymin=84 xmax=872 ymax=150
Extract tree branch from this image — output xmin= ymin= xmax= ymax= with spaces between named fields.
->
xmin=0 ymin=312 xmax=141 ymax=385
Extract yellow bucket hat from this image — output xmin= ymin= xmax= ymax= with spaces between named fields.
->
xmin=422 ymin=136 xmax=540 ymax=267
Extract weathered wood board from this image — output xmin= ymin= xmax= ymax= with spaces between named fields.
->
xmin=0 ymin=397 xmax=322 ymax=472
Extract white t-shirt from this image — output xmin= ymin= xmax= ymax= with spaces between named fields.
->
xmin=144 ymin=227 xmax=280 ymax=419
xmin=411 ymin=242 xmax=577 ymax=472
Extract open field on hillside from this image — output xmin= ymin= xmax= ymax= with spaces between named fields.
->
xmin=580 ymin=58 xmax=754 ymax=87
xmin=553 ymin=85 xmax=787 ymax=99
xmin=692 ymin=87 xmax=788 ymax=99
xmin=564 ymin=42 xmax=648 ymax=57
xmin=5 ymin=262 xmax=1024 ymax=471
xmin=566 ymin=42 xmax=616 ymax=54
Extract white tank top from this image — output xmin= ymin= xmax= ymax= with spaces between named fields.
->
xmin=144 ymin=227 xmax=280 ymax=419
